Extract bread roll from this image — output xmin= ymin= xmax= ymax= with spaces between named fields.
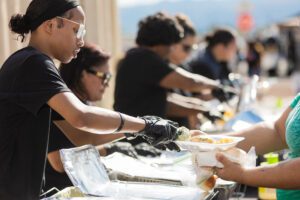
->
xmin=197 ymin=175 xmax=218 ymax=191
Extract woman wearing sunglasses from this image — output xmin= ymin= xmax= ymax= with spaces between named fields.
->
xmin=0 ymin=0 xmax=184 ymax=199
xmin=167 ymin=14 xmax=203 ymax=129
xmin=45 ymin=44 xmax=138 ymax=192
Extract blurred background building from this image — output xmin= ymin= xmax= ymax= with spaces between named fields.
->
xmin=1 ymin=0 xmax=300 ymax=108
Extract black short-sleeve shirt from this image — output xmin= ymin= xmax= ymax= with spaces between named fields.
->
xmin=114 ymin=47 xmax=174 ymax=117
xmin=0 ymin=47 xmax=70 ymax=200
xmin=44 ymin=110 xmax=75 ymax=192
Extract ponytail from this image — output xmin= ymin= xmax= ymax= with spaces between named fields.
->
xmin=9 ymin=14 xmax=31 ymax=42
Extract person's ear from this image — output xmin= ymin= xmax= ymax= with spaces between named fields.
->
xmin=43 ymin=19 xmax=55 ymax=35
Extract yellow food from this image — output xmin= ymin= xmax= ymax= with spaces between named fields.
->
xmin=190 ymin=137 xmax=233 ymax=144
xmin=190 ymin=137 xmax=214 ymax=143
xmin=215 ymin=138 xmax=234 ymax=144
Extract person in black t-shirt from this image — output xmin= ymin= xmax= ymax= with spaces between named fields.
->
xmin=167 ymin=14 xmax=206 ymax=129
xmin=114 ymin=13 xmax=221 ymax=144
xmin=45 ymin=44 xmax=139 ymax=192
xmin=189 ymin=29 xmax=237 ymax=82
xmin=168 ymin=14 xmax=224 ymax=129
xmin=0 ymin=1 xmax=186 ymax=199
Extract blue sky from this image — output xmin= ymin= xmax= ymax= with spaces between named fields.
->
xmin=117 ymin=0 xmax=300 ymax=36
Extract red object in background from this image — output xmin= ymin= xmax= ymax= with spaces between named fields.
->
xmin=237 ymin=12 xmax=254 ymax=32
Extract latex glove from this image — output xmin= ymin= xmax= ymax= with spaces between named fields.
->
xmin=212 ymin=87 xmax=236 ymax=103
xmin=134 ymin=142 xmax=162 ymax=157
xmin=104 ymin=142 xmax=139 ymax=159
xmin=202 ymin=110 xmax=223 ymax=123
xmin=137 ymin=116 xmax=180 ymax=151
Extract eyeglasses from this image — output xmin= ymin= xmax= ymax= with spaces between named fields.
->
xmin=182 ymin=43 xmax=198 ymax=53
xmin=56 ymin=16 xmax=86 ymax=40
xmin=86 ymin=68 xmax=112 ymax=85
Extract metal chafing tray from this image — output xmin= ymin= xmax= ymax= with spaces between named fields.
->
xmin=52 ymin=145 xmax=216 ymax=200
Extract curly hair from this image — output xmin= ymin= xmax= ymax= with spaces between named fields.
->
xmin=136 ymin=12 xmax=184 ymax=46
xmin=174 ymin=13 xmax=196 ymax=38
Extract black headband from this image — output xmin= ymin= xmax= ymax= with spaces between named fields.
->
xmin=29 ymin=0 xmax=80 ymax=30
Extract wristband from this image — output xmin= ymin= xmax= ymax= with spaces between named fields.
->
xmin=114 ymin=112 xmax=124 ymax=133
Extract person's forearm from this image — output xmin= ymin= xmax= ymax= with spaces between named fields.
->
xmin=54 ymin=120 xmax=125 ymax=146
xmin=49 ymin=93 xmax=145 ymax=135
xmin=241 ymin=159 xmax=300 ymax=189
xmin=177 ymin=68 xmax=218 ymax=91
xmin=160 ymin=68 xmax=218 ymax=93
xmin=78 ymin=106 xmax=145 ymax=134
xmin=166 ymin=97 xmax=208 ymax=117
xmin=226 ymin=122 xmax=287 ymax=155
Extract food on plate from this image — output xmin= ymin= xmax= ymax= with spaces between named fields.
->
xmin=190 ymin=136 xmax=233 ymax=144
xmin=215 ymin=137 xmax=234 ymax=144
xmin=190 ymin=137 xmax=214 ymax=143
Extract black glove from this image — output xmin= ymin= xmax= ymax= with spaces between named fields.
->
xmin=202 ymin=110 xmax=223 ymax=123
xmin=212 ymin=87 xmax=236 ymax=103
xmin=134 ymin=142 xmax=162 ymax=157
xmin=104 ymin=142 xmax=139 ymax=159
xmin=136 ymin=116 xmax=180 ymax=151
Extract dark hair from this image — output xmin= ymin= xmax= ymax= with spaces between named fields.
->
xmin=205 ymin=29 xmax=235 ymax=48
xmin=175 ymin=14 xmax=196 ymax=38
xmin=9 ymin=0 xmax=79 ymax=42
xmin=60 ymin=43 xmax=110 ymax=98
xmin=136 ymin=12 xmax=184 ymax=46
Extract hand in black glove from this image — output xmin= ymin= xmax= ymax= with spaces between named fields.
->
xmin=212 ymin=88 xmax=230 ymax=102
xmin=134 ymin=142 xmax=162 ymax=157
xmin=212 ymin=87 xmax=236 ymax=103
xmin=137 ymin=116 xmax=180 ymax=151
xmin=202 ymin=110 xmax=223 ymax=123
xmin=104 ymin=142 xmax=139 ymax=159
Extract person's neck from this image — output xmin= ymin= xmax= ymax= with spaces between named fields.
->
xmin=144 ymin=46 xmax=164 ymax=58
xmin=28 ymin=34 xmax=54 ymax=60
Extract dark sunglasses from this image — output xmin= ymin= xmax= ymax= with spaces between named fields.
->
xmin=86 ymin=68 xmax=112 ymax=85
xmin=182 ymin=44 xmax=198 ymax=53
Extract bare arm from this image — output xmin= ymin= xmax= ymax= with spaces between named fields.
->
xmin=216 ymin=153 xmax=300 ymax=189
xmin=166 ymin=94 xmax=209 ymax=117
xmin=226 ymin=106 xmax=290 ymax=155
xmin=160 ymin=67 xmax=219 ymax=93
xmin=53 ymin=120 xmax=125 ymax=146
xmin=215 ymin=105 xmax=296 ymax=188
xmin=48 ymin=92 xmax=145 ymax=134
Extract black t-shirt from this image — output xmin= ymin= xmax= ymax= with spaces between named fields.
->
xmin=0 ymin=47 xmax=70 ymax=200
xmin=168 ymin=63 xmax=192 ymax=128
xmin=44 ymin=111 xmax=75 ymax=192
xmin=45 ymin=100 xmax=90 ymax=192
xmin=189 ymin=49 xmax=230 ymax=81
xmin=114 ymin=47 xmax=174 ymax=118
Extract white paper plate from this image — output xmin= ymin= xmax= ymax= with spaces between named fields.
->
xmin=176 ymin=135 xmax=244 ymax=151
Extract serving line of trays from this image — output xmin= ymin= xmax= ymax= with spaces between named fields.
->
xmin=41 ymin=145 xmax=219 ymax=200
